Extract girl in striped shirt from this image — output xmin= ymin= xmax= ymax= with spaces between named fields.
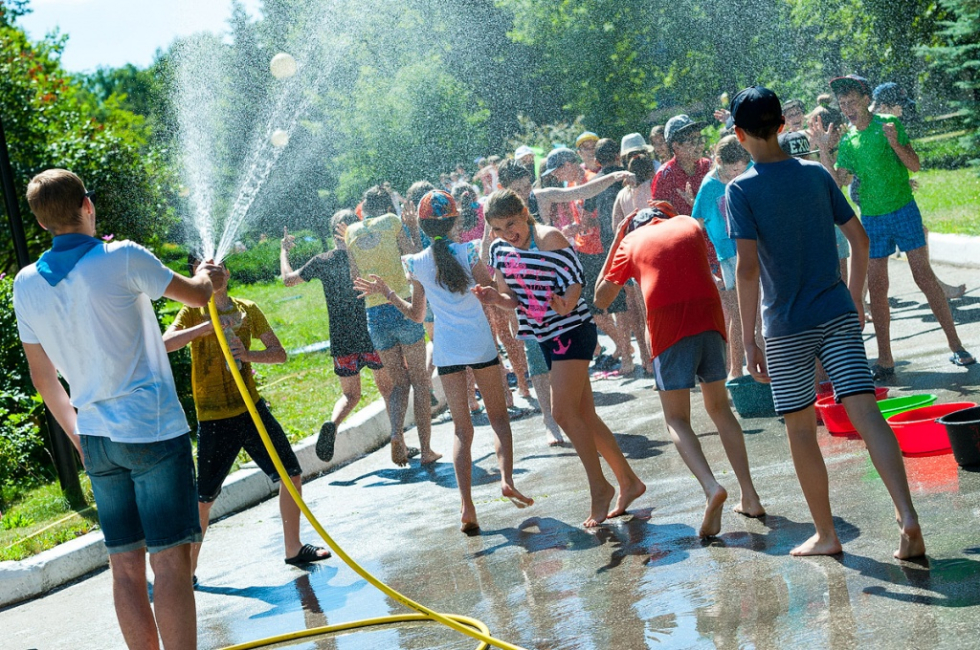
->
xmin=475 ymin=189 xmax=645 ymax=527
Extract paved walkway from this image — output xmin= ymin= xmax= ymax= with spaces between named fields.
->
xmin=3 ymin=257 xmax=980 ymax=649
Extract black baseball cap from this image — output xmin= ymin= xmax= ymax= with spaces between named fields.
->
xmin=730 ymin=86 xmax=783 ymax=131
xmin=778 ymin=131 xmax=819 ymax=157
xmin=830 ymin=75 xmax=871 ymax=97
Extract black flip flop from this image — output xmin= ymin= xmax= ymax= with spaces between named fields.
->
xmin=285 ymin=543 xmax=331 ymax=566
xmin=316 ymin=421 xmax=337 ymax=462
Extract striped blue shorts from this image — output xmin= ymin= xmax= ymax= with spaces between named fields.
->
xmin=864 ymin=200 xmax=926 ymax=259
xmin=764 ymin=312 xmax=875 ymax=415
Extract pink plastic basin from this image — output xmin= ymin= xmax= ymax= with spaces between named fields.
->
xmin=815 ymin=387 xmax=890 ymax=435
xmin=887 ymin=402 xmax=978 ymax=457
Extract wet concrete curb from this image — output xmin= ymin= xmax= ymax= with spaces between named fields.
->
xmin=928 ymin=232 xmax=979 ymax=269
xmin=0 ymin=397 xmax=404 ymax=609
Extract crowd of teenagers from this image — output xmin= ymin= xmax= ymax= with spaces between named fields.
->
xmin=14 ymin=74 xmax=971 ymax=648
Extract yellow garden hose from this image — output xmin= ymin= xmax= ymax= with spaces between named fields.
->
xmin=208 ymin=298 xmax=525 ymax=650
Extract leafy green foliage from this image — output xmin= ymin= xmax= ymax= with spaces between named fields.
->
xmin=0 ymin=18 xmax=180 ymax=275
xmin=918 ymin=0 xmax=980 ymax=167
xmin=0 ymin=277 xmax=50 ymax=505
xmin=224 ymin=230 xmax=323 ymax=286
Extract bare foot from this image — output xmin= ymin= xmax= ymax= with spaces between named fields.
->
xmin=608 ymin=478 xmax=647 ymax=518
xmin=733 ymin=494 xmax=766 ymax=518
xmin=584 ymin=481 xmax=616 ymax=527
xmin=621 ymin=357 xmax=635 ymax=375
xmin=942 ymin=282 xmax=966 ymax=300
xmin=519 ymin=388 xmax=532 ymax=399
xmin=420 ymin=449 xmax=443 ymax=465
xmin=545 ymin=426 xmax=565 ymax=447
xmin=895 ymin=521 xmax=926 ymax=560
xmin=699 ymin=485 xmax=728 ymax=538
xmin=460 ymin=503 xmax=479 ymax=533
xmin=790 ymin=531 xmax=843 ymax=556
xmin=502 ymin=483 xmax=534 ymax=508
xmin=390 ymin=435 xmax=408 ymax=466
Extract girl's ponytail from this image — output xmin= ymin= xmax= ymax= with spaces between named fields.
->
xmin=418 ymin=190 xmax=470 ymax=295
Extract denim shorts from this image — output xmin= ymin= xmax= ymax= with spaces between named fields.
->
xmin=81 ymin=433 xmax=202 ymax=555
xmin=864 ymin=200 xmax=926 ymax=259
xmin=524 ymin=338 xmax=550 ymax=377
xmin=366 ymin=303 xmax=426 ymax=351
xmin=718 ymin=256 xmax=737 ymax=291
xmin=652 ymin=330 xmax=728 ymax=391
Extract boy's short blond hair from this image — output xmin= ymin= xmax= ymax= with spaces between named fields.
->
xmin=26 ymin=169 xmax=86 ymax=231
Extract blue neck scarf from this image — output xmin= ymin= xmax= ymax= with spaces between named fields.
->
xmin=36 ymin=234 xmax=101 ymax=286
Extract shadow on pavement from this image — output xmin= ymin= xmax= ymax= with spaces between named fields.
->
xmin=193 ymin=566 xmax=367 ymax=618
xmin=329 ymin=453 xmax=526 ymax=490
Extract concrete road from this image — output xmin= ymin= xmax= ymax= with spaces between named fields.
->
xmin=4 ymin=257 xmax=980 ymax=650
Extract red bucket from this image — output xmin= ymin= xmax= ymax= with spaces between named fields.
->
xmin=888 ymin=402 xmax=978 ymax=457
xmin=815 ymin=387 xmax=890 ymax=436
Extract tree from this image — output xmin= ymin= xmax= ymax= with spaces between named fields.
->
xmin=0 ymin=16 xmax=179 ymax=274
xmin=919 ymin=0 xmax=980 ymax=164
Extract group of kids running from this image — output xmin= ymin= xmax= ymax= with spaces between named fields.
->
xmin=13 ymin=76 xmax=959 ymax=647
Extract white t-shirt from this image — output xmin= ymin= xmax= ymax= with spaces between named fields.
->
xmin=403 ymin=241 xmax=497 ymax=368
xmin=14 ymin=240 xmax=189 ymax=443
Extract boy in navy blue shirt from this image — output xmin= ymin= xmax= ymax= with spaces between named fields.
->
xmin=726 ymin=86 xmax=924 ymax=560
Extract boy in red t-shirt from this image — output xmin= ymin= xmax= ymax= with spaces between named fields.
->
xmin=594 ymin=207 xmax=765 ymax=537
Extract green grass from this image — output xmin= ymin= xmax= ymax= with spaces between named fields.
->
xmin=913 ymin=167 xmax=980 ymax=236
xmin=0 ymin=476 xmax=99 ymax=561
xmin=221 ymin=279 xmax=381 ymax=441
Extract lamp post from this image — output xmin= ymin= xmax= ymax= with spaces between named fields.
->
xmin=0 ymin=113 xmax=84 ymax=507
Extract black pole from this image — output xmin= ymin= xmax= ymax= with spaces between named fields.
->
xmin=0 ymin=113 xmax=84 ymax=507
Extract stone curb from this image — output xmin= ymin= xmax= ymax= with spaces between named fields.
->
xmin=0 ymin=397 xmax=406 ymax=609
xmin=927 ymin=232 xmax=979 ymax=269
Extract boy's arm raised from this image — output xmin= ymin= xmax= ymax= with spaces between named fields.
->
xmin=22 ymin=343 xmax=81 ymax=458
xmin=280 ymin=227 xmax=306 ymax=287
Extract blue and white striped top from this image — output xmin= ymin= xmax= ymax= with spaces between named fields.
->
xmin=489 ymin=238 xmax=592 ymax=342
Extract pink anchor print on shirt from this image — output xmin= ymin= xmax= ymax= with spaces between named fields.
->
xmin=502 ymin=251 xmax=553 ymax=324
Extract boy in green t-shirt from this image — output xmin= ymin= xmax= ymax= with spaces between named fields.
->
xmin=164 ymin=259 xmax=330 ymax=581
xmin=814 ymin=75 xmax=974 ymax=378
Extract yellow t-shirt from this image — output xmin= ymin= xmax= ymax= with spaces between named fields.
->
xmin=172 ymin=298 xmax=271 ymax=421
xmin=345 ymin=213 xmax=410 ymax=308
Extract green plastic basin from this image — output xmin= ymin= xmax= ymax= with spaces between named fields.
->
xmin=877 ymin=394 xmax=938 ymax=419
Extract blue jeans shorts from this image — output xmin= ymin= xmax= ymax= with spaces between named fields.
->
xmin=524 ymin=338 xmax=549 ymax=377
xmin=864 ymin=200 xmax=926 ymax=259
xmin=652 ymin=330 xmax=728 ymax=391
xmin=81 ymin=433 xmax=202 ymax=555
xmin=718 ymin=257 xmax=737 ymax=291
xmin=366 ymin=303 xmax=426 ymax=351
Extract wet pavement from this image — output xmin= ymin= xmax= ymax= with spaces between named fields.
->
xmin=4 ymin=258 xmax=980 ymax=650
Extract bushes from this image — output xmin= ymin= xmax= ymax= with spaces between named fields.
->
xmin=914 ymin=130 xmax=975 ymax=170
xmin=0 ymin=276 xmax=51 ymax=507
xmin=225 ymin=230 xmax=324 ymax=286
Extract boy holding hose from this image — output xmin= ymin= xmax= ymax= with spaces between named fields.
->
xmin=164 ymin=257 xmax=330 ymax=581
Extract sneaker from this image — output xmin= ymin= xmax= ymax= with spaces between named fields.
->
xmin=316 ymin=421 xmax=337 ymax=462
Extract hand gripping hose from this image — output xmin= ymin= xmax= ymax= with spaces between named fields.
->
xmin=208 ymin=298 xmax=526 ymax=650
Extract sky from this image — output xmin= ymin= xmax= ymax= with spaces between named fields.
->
xmin=18 ymin=0 xmax=264 ymax=72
